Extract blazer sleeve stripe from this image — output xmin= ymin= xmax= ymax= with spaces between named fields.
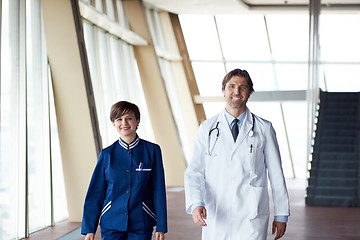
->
xmin=142 ymin=202 xmax=157 ymax=221
xmin=101 ymin=201 xmax=112 ymax=217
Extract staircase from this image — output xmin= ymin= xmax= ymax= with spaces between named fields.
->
xmin=306 ymin=91 xmax=360 ymax=207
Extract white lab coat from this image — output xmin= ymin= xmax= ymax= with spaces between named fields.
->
xmin=185 ymin=108 xmax=290 ymax=240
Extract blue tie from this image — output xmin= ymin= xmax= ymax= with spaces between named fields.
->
xmin=231 ymin=119 xmax=239 ymax=142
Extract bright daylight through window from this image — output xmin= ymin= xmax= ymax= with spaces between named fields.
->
xmin=179 ymin=12 xmax=360 ymax=179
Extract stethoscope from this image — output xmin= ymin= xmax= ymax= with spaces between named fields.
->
xmin=207 ymin=113 xmax=255 ymax=155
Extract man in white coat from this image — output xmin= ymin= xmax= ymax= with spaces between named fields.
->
xmin=184 ymin=69 xmax=290 ymax=240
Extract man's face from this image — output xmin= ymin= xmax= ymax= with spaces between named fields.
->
xmin=222 ymin=76 xmax=251 ymax=110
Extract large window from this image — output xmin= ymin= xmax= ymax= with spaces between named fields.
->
xmin=0 ymin=0 xmax=67 ymax=238
xmin=145 ymin=8 xmax=192 ymax=161
xmin=180 ymin=13 xmax=309 ymax=179
xmin=180 ymin=11 xmax=360 ymax=179
xmin=0 ymin=1 xmax=25 ymax=238
xmin=80 ymin=0 xmax=154 ymax=147
xmin=26 ymin=0 xmax=54 ymax=232
xmin=319 ymin=13 xmax=360 ymax=91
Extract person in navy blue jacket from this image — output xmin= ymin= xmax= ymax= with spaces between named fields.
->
xmin=81 ymin=101 xmax=167 ymax=240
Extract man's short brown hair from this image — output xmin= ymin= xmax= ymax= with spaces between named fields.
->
xmin=222 ymin=68 xmax=254 ymax=94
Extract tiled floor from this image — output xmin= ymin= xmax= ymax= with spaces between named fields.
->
xmin=26 ymin=179 xmax=360 ymax=240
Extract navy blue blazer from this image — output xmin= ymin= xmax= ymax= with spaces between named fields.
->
xmin=81 ymin=137 xmax=167 ymax=234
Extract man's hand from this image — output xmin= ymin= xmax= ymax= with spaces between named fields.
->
xmin=192 ymin=206 xmax=207 ymax=227
xmin=272 ymin=221 xmax=287 ymax=240
xmin=84 ymin=233 xmax=95 ymax=240
xmin=155 ymin=232 xmax=165 ymax=240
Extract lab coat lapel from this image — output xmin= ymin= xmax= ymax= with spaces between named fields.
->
xmin=218 ymin=110 xmax=236 ymax=145
xmin=233 ymin=108 xmax=253 ymax=150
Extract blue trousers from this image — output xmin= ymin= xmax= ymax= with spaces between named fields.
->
xmin=100 ymin=229 xmax=153 ymax=240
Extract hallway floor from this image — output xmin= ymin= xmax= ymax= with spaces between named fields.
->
xmin=26 ymin=179 xmax=360 ymax=240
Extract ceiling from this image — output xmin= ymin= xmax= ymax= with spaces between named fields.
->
xmin=143 ymin=0 xmax=360 ymax=14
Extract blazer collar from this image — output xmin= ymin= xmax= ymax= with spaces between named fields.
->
xmin=118 ymin=135 xmax=140 ymax=150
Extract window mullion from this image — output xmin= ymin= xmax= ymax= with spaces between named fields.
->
xmin=19 ymin=0 xmax=28 ymax=237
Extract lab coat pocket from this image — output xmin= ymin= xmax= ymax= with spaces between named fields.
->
xmin=250 ymin=186 xmax=269 ymax=218
xmin=249 ymin=214 xmax=269 ymax=238
xmin=249 ymin=145 xmax=267 ymax=187
xmin=204 ymin=153 xmax=222 ymax=185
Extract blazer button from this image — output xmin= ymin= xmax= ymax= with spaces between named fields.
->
xmin=126 ymin=190 xmax=129 ymax=194
xmin=126 ymin=169 xmax=130 ymax=173
xmin=124 ymin=212 xmax=128 ymax=215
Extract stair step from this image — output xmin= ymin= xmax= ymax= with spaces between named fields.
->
xmin=314 ymin=145 xmax=356 ymax=152
xmin=310 ymin=169 xmax=357 ymax=178
xmin=307 ymin=186 xmax=357 ymax=197
xmin=321 ymin=109 xmax=357 ymax=116
xmin=321 ymin=129 xmax=357 ymax=137
xmin=318 ymin=115 xmax=358 ymax=123
xmin=318 ymin=160 xmax=357 ymax=169
xmin=317 ymin=152 xmax=357 ymax=161
xmin=305 ymin=195 xmax=360 ymax=207
xmin=323 ymin=101 xmax=358 ymax=108
xmin=325 ymin=97 xmax=359 ymax=102
xmin=315 ymin=136 xmax=356 ymax=145
xmin=308 ymin=177 xmax=357 ymax=187
xmin=318 ymin=122 xmax=359 ymax=130
xmin=322 ymin=92 xmax=359 ymax=100
xmin=309 ymin=160 xmax=357 ymax=170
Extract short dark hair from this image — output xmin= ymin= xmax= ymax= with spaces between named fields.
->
xmin=222 ymin=68 xmax=254 ymax=94
xmin=110 ymin=101 xmax=140 ymax=122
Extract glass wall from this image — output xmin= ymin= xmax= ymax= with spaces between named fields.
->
xmin=0 ymin=1 xmax=25 ymax=238
xmin=0 ymin=0 xmax=67 ymax=239
xmin=26 ymin=0 xmax=55 ymax=232
xmin=80 ymin=0 xmax=154 ymax=147
xmin=179 ymin=13 xmax=309 ymax=179
xmin=180 ymin=10 xmax=360 ymax=179
xmin=145 ymin=8 xmax=191 ymax=161
xmin=319 ymin=13 xmax=360 ymax=91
